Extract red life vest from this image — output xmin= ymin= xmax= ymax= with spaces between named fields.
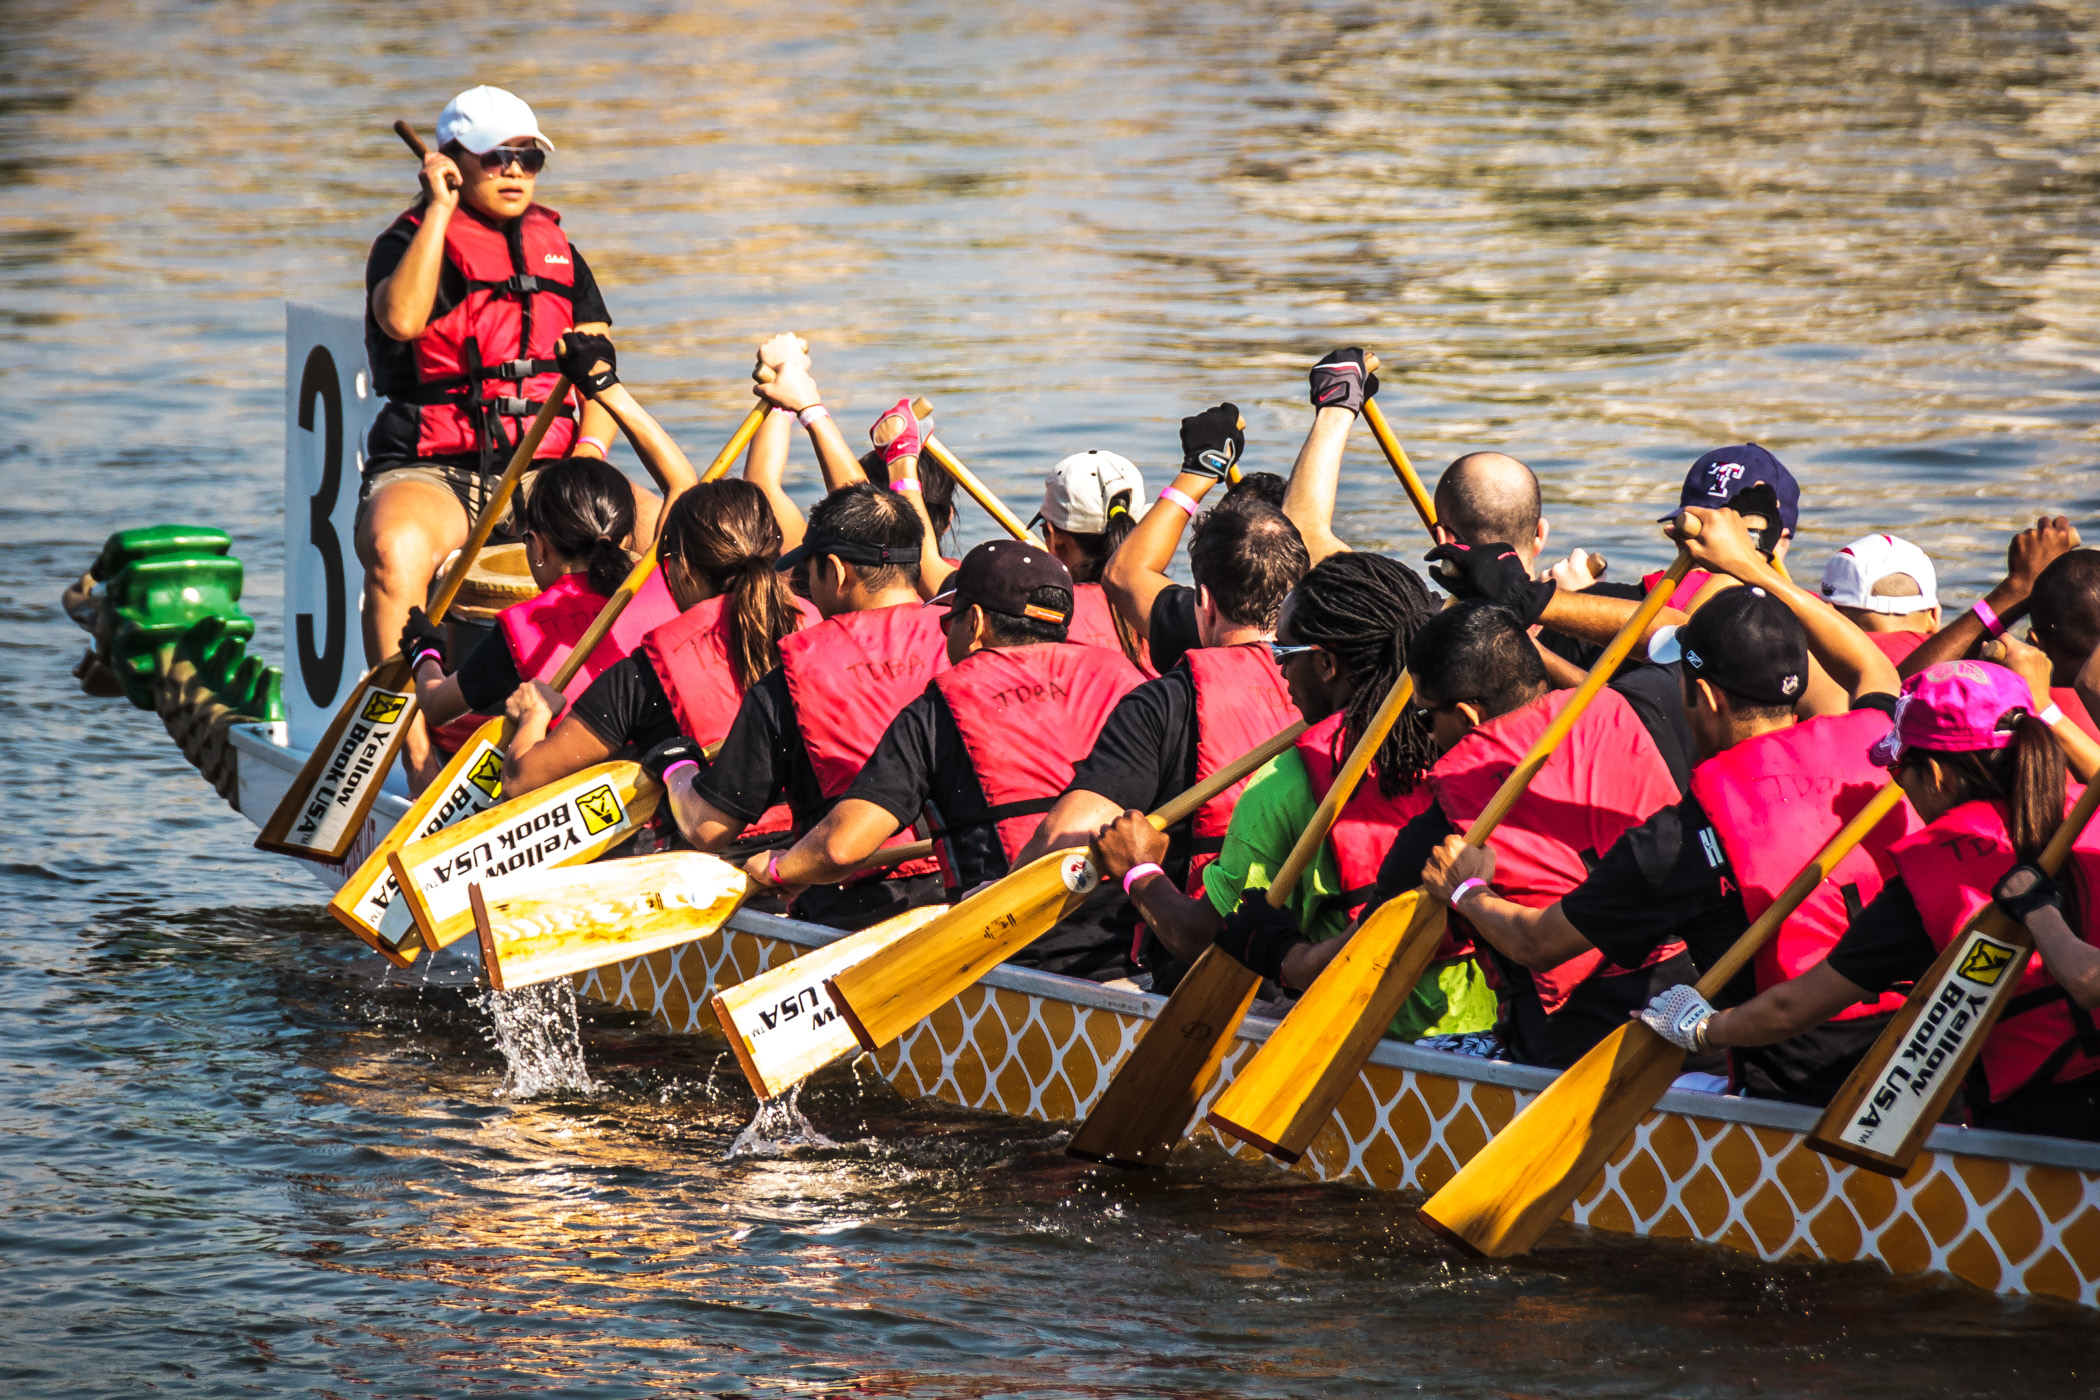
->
xmin=1182 ymin=645 xmax=1301 ymax=893
xmin=2053 ymin=687 xmax=2100 ymax=745
xmin=1429 ymin=688 xmax=1686 ymax=1014
xmin=380 ymin=203 xmax=581 ymax=464
xmin=932 ymin=643 xmax=1146 ymax=882
xmin=495 ymin=570 xmax=680 ymax=695
xmin=642 ymin=593 xmax=822 ymax=838
xmin=1642 ymin=566 xmax=1716 ymax=612
xmin=1687 ymin=709 xmax=1921 ymax=1019
xmin=1069 ymin=582 xmax=1155 ymax=677
xmin=1292 ymin=711 xmax=1435 ymax=923
xmin=1865 ymin=630 xmax=1929 ymax=665
xmin=779 ymin=602 xmax=951 ymax=876
xmin=1890 ymin=798 xmax=2100 ymax=1102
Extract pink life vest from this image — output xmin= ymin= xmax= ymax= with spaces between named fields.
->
xmin=642 ymin=593 xmax=821 ymax=838
xmin=1642 ymin=566 xmax=1716 ymax=613
xmin=1890 ymin=798 xmax=2100 ymax=1103
xmin=1293 ymin=711 xmax=1435 ymax=925
xmin=495 ymin=569 xmax=680 ymax=696
xmin=1429 ymin=688 xmax=1686 ymax=1015
xmin=2053 ymin=687 xmax=2100 ymax=745
xmin=1069 ymin=582 xmax=1155 ymax=677
xmin=1688 ymin=709 xmax=1920 ymax=1019
xmin=379 ymin=203 xmax=581 ymax=463
xmin=933 ymin=643 xmax=1146 ymax=882
xmin=1867 ymin=630 xmax=1929 ymax=665
xmin=1183 ymin=645 xmax=1301 ymax=893
xmin=779 ymin=602 xmax=950 ymax=877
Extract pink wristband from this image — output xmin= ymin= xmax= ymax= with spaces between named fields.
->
xmin=2040 ymin=703 xmax=2066 ymax=727
xmin=797 ymin=404 xmax=831 ymax=428
xmin=1449 ymin=877 xmax=1489 ymax=909
xmin=766 ymin=851 xmax=786 ymax=886
xmin=1971 ymin=597 xmax=2007 ymax=638
xmin=1121 ymin=862 xmax=1165 ymax=896
xmin=891 ymin=477 xmax=922 ymax=492
xmin=661 ymin=759 xmax=699 ymax=786
xmin=575 ymin=435 xmax=609 ymax=456
xmin=1158 ymin=486 xmax=1200 ymax=517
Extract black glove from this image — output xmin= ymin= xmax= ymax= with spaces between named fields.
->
xmin=1308 ymin=348 xmax=1379 ymax=416
xmin=555 ymin=331 xmax=620 ymax=399
xmin=640 ymin=735 xmax=704 ymax=785
xmin=1213 ymin=895 xmax=1310 ymax=985
xmin=1993 ymin=862 xmax=2064 ymax=924
xmin=1179 ymin=402 xmax=1245 ymax=481
xmin=1423 ymin=542 xmax=1555 ymax=628
xmin=399 ymin=606 xmax=446 ymax=670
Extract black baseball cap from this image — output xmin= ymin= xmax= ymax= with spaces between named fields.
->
xmin=776 ymin=533 xmax=917 ymax=572
xmin=1649 ymin=585 xmax=1808 ymax=706
xmin=1659 ymin=444 xmax=1801 ymax=536
xmin=929 ymin=539 xmax=1074 ymax=622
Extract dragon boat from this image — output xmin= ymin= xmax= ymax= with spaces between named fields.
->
xmin=70 ymin=304 xmax=2100 ymax=1310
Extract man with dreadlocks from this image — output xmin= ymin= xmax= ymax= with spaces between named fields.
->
xmin=1093 ymin=552 xmax=1499 ymax=1039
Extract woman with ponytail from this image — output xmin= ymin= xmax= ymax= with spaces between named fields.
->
xmin=1647 ymin=662 xmax=2100 ymax=1139
xmin=399 ymin=454 xmax=681 ymax=780
xmin=499 ymin=479 xmax=819 ymax=802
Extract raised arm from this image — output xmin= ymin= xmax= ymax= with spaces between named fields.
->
xmin=553 ymin=333 xmax=698 ymax=506
xmin=868 ymin=399 xmax=952 ymax=598
xmin=1101 ymin=404 xmax=1243 ymax=646
xmin=1899 ymin=516 xmax=2082 ymax=679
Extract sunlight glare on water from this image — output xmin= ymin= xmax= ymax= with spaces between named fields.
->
xmin=4 ymin=0 xmax=2100 ymax=1395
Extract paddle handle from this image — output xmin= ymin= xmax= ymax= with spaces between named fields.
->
xmin=1459 ymin=524 xmax=1698 ymax=849
xmin=1269 ymin=676 xmax=1415 ymax=908
xmin=703 ymin=405 xmax=770 ymax=484
xmin=1152 ymin=719 xmax=1308 ymax=831
xmin=904 ymin=397 xmax=1038 ymax=543
xmin=843 ymin=838 xmax=935 ymax=876
xmin=426 ymin=377 xmax=573 ymax=625
xmin=1695 ymin=782 xmax=1908 ymax=998
xmin=393 ymin=119 xmax=428 ymax=158
xmin=1357 ymin=353 xmax=1436 ymax=538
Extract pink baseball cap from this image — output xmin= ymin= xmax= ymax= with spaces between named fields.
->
xmin=1868 ymin=661 xmax=2037 ymax=767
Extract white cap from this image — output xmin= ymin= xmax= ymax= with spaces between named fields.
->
xmin=1821 ymin=533 xmax=1938 ymax=614
xmin=1033 ymin=450 xmax=1147 ymax=535
xmin=435 ymin=86 xmax=555 ymax=155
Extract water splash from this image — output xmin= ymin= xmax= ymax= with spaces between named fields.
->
xmin=727 ymin=1083 xmax=835 ymax=1159
xmin=477 ymin=980 xmax=596 ymax=1098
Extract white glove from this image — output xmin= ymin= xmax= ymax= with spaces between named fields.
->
xmin=1639 ymin=983 xmax=1715 ymax=1052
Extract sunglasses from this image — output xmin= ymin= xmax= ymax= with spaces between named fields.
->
xmin=1269 ymin=642 xmax=1319 ymax=666
xmin=474 ymin=145 xmax=546 ymax=175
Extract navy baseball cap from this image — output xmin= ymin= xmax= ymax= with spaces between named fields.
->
xmin=929 ymin=538 xmax=1074 ymax=622
xmin=1659 ymin=444 xmax=1800 ymax=536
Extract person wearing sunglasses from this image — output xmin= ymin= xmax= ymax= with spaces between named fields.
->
xmin=356 ymin=85 xmax=624 ymax=668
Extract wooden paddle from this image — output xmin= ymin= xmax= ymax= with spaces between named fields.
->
xmin=471 ymin=839 xmax=936 ymax=992
xmin=889 ymin=397 xmax=1038 ymax=543
xmin=1354 ymin=353 xmax=1438 ymax=534
xmin=822 ymin=719 xmax=1310 ymax=1055
xmin=255 ymin=380 xmax=570 ymax=863
xmin=1206 ymin=521 xmax=1701 ymax=1163
xmin=1806 ymin=774 xmax=2100 ymax=1176
xmin=1067 ymin=672 xmax=1418 ymax=1167
xmin=325 ymin=400 xmax=768 ymax=962
xmin=1417 ymin=778 xmax=1912 ymax=1256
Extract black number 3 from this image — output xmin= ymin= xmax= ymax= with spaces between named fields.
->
xmin=296 ymin=345 xmax=346 ymax=705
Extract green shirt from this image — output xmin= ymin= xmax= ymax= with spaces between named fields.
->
xmin=1201 ymin=750 xmax=1497 ymax=1042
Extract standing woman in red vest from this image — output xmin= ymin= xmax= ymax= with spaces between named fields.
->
xmin=399 ymin=455 xmax=680 ymax=779
xmin=499 ymin=479 xmax=818 ymax=800
xmin=1650 ymin=662 xmax=2100 ymax=1141
xmin=358 ymin=86 xmax=657 ymax=671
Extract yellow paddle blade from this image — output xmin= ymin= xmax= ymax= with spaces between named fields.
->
xmin=1418 ymin=1021 xmax=1684 ymax=1257
xmin=1206 ymin=890 xmax=1449 ymax=1162
xmin=387 ymin=759 xmax=661 ymax=952
xmin=1066 ymin=945 xmax=1261 ymax=1167
xmin=255 ymin=656 xmax=417 ymax=863
xmin=713 ymin=903 xmax=952 ymax=1101
xmin=470 ymin=850 xmax=753 ymax=992
xmin=326 ymin=715 xmax=509 ymax=963
xmin=826 ymin=848 xmax=1099 ymax=1053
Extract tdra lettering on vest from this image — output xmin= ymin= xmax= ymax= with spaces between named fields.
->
xmin=292 ymin=685 xmax=414 ymax=852
xmin=343 ymin=739 xmax=505 ymax=946
xmin=1833 ymin=928 xmax=2020 ymax=1156
xmin=400 ymin=781 xmax=629 ymax=931
xmin=845 ymin=655 xmax=930 ymax=686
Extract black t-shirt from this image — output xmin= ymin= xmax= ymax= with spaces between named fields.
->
xmin=1062 ymin=667 xmax=1201 ymax=883
xmin=1146 ymin=585 xmax=1203 ymax=677
xmin=692 ymin=669 xmax=829 ymax=825
xmin=569 ymin=654 xmax=682 ymax=755
xmin=363 ymin=211 xmax=612 ymax=472
xmin=453 ymin=629 xmax=525 ymax=714
xmin=1825 ymin=879 xmax=1938 ymax=993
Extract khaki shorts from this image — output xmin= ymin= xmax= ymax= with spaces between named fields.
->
xmin=358 ymin=460 xmax=540 ymax=541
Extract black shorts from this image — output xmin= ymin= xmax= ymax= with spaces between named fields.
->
xmin=357 ymin=458 xmax=541 ymax=543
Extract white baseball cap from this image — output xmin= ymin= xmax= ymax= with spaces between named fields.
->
xmin=1821 ymin=533 xmax=1938 ymax=614
xmin=435 ymin=86 xmax=555 ymax=155
xmin=1033 ymin=450 xmax=1147 ymax=535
